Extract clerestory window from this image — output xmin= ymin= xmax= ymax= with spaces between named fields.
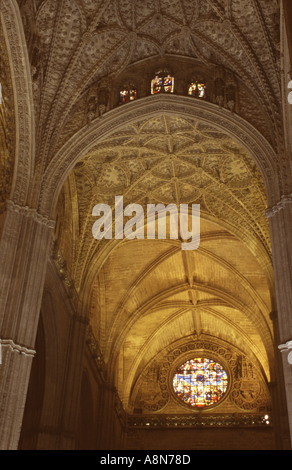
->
xmin=151 ymin=69 xmax=174 ymax=94
xmin=188 ymin=81 xmax=207 ymax=99
xmin=119 ymin=84 xmax=137 ymax=104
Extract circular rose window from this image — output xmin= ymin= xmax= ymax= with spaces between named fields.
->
xmin=173 ymin=357 xmax=228 ymax=408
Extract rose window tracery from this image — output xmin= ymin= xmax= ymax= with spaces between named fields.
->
xmin=173 ymin=357 xmax=228 ymax=408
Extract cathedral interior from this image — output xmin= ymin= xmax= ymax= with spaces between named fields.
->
xmin=1 ymin=0 xmax=292 ymax=451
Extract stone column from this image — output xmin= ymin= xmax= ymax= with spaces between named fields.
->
xmin=97 ymin=383 xmax=118 ymax=450
xmin=266 ymin=196 xmax=292 ymax=448
xmin=0 ymin=201 xmax=55 ymax=450
xmin=96 ymin=383 xmax=126 ymax=450
xmin=269 ymin=311 xmax=291 ymax=449
xmin=56 ymin=314 xmax=89 ymax=450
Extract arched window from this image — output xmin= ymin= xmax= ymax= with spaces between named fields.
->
xmin=119 ymin=84 xmax=137 ymax=104
xmin=173 ymin=357 xmax=228 ymax=408
xmin=151 ymin=69 xmax=174 ymax=95
xmin=188 ymin=81 xmax=207 ymax=99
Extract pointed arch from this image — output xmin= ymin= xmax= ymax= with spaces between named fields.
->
xmin=0 ymin=0 xmax=35 ymax=206
xmin=40 ymin=94 xmax=280 ymax=219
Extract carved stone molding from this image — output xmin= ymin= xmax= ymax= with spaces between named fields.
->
xmin=40 ymin=94 xmax=279 ymax=218
xmin=0 ymin=0 xmax=35 ymax=206
xmin=6 ymin=200 xmax=55 ymax=229
xmin=0 ymin=338 xmax=36 ymax=357
xmin=114 ymin=391 xmax=127 ymax=430
xmin=278 ymin=340 xmax=292 ymax=365
xmin=24 ymin=0 xmax=281 ymax=167
xmin=265 ymin=193 xmax=292 ymax=218
xmin=0 ymin=22 xmax=15 ymax=203
xmin=131 ymin=335 xmax=271 ymax=414
xmin=86 ymin=324 xmax=107 ymax=377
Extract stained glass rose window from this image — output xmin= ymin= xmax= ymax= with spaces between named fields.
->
xmin=173 ymin=357 xmax=228 ymax=408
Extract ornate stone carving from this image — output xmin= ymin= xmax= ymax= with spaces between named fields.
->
xmin=41 ymin=95 xmax=279 ymax=219
xmin=86 ymin=324 xmax=107 ymax=376
xmin=265 ymin=193 xmax=292 ymax=218
xmin=0 ymin=0 xmax=35 ymax=206
xmin=130 ymin=336 xmax=271 ymax=414
xmin=0 ymin=18 xmax=15 ymax=203
xmin=86 ymin=83 xmax=98 ymax=123
xmin=6 ymin=199 xmax=55 ymax=228
xmin=53 ymin=111 xmax=273 ymax=297
xmin=132 ymin=360 xmax=169 ymax=413
xmin=231 ymin=355 xmax=270 ymax=410
xmin=278 ymin=340 xmax=292 ymax=365
xmin=2 ymin=0 xmax=289 ymax=450
xmin=12 ymin=0 xmax=282 ymax=178
xmin=0 ymin=338 xmax=35 ymax=357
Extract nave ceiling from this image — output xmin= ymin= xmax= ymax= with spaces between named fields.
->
xmin=7 ymin=0 xmax=281 ymax=417
xmin=15 ymin=0 xmax=281 ymax=165
xmin=55 ymin=114 xmax=274 ymax=412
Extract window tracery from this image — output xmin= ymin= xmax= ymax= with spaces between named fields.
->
xmin=173 ymin=357 xmax=228 ymax=408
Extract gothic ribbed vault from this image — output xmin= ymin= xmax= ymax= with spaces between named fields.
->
xmin=2 ymin=0 xmax=292 ymax=452
xmin=55 ymin=113 xmax=274 ymax=415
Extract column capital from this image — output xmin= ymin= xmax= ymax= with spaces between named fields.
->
xmin=279 ymin=340 xmax=292 ymax=352
xmin=265 ymin=193 xmax=292 ymax=218
xmin=278 ymin=340 xmax=292 ymax=365
xmin=0 ymin=338 xmax=36 ymax=357
xmin=5 ymin=200 xmax=55 ymax=229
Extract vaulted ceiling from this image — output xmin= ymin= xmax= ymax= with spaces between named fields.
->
xmin=15 ymin=0 xmax=280 ymax=413
xmin=18 ymin=0 xmax=281 ymax=164
xmin=55 ymin=114 xmax=274 ymax=409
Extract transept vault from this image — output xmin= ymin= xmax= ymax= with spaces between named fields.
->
xmin=0 ymin=0 xmax=292 ymax=451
